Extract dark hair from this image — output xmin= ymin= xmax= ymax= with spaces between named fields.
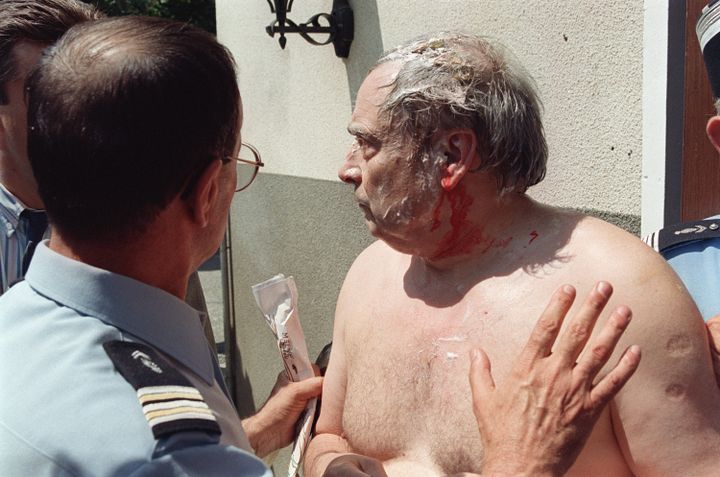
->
xmin=27 ymin=16 xmax=241 ymax=242
xmin=374 ymin=32 xmax=547 ymax=192
xmin=0 ymin=0 xmax=101 ymax=103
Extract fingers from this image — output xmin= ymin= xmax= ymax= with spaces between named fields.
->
xmin=357 ymin=457 xmax=389 ymax=477
xmin=520 ymin=284 xmax=576 ymax=363
xmin=324 ymin=455 xmax=388 ymax=477
xmin=573 ymin=305 xmax=632 ymax=383
xmin=588 ymin=345 xmax=641 ymax=408
xmin=286 ymin=376 xmax=324 ymax=400
xmin=707 ymin=317 xmax=720 ymax=386
xmin=555 ymin=282 xmax=613 ymax=364
xmin=708 ymin=316 xmax=720 ymax=354
xmin=469 ymin=348 xmax=495 ymax=410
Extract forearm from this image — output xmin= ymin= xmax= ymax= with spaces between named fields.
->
xmin=304 ymin=433 xmax=353 ymax=477
xmin=240 ymin=414 xmax=272 ymax=458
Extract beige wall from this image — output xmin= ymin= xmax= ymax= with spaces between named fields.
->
xmin=220 ymin=1 xmax=643 ymax=212
xmin=217 ymin=0 xmax=644 ymax=471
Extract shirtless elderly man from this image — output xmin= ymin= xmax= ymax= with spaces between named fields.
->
xmin=305 ymin=32 xmax=720 ymax=476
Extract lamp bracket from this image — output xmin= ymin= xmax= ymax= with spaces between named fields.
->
xmin=265 ymin=0 xmax=353 ymax=58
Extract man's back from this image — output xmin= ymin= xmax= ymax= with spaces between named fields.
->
xmin=317 ymin=203 xmax=720 ymax=476
xmin=0 ymin=244 xmax=263 ymax=475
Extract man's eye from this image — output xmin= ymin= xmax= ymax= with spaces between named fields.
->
xmin=350 ymin=137 xmax=367 ymax=154
xmin=350 ymin=135 xmax=378 ymax=159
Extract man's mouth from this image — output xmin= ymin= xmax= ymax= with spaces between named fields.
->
xmin=357 ymin=202 xmax=374 ymax=220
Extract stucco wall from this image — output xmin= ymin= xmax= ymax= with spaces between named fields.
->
xmin=216 ymin=0 xmax=644 ymax=471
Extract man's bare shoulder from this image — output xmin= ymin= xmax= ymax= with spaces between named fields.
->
xmin=335 ymin=240 xmax=408 ymax=323
xmin=568 ymin=214 xmax=685 ymax=286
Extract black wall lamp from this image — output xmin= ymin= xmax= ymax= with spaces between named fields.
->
xmin=265 ymin=0 xmax=354 ymax=58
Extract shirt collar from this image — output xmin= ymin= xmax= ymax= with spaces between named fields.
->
xmin=25 ymin=242 xmax=214 ymax=385
xmin=0 ymin=183 xmax=26 ymax=235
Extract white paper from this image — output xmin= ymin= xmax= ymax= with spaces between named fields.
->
xmin=252 ymin=274 xmax=316 ymax=477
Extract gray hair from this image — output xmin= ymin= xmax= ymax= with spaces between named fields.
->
xmin=715 ymin=97 xmax=720 ymax=116
xmin=373 ymin=32 xmax=547 ymax=192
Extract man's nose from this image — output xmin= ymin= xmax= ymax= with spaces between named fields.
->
xmin=338 ymin=149 xmax=361 ymax=184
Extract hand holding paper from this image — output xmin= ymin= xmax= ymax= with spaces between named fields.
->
xmin=252 ymin=274 xmax=322 ymax=477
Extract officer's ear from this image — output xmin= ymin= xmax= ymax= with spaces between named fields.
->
xmin=438 ymin=128 xmax=480 ymax=191
xmin=186 ymin=160 xmax=223 ymax=227
xmin=706 ymin=116 xmax=720 ymax=154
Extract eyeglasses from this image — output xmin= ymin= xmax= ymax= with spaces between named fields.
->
xmin=180 ymin=142 xmax=264 ymax=199
xmin=222 ymin=142 xmax=264 ymax=192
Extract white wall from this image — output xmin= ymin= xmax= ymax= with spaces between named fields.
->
xmin=218 ymin=0 xmax=645 ymax=218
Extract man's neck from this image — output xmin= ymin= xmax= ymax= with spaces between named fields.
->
xmin=0 ymin=165 xmax=43 ymax=210
xmin=48 ymin=231 xmax=192 ymax=299
xmin=403 ymin=193 xmax=555 ymax=307
xmin=423 ymin=189 xmax=537 ymax=270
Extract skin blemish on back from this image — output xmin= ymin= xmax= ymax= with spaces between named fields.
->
xmin=445 ymin=352 xmax=459 ymax=361
xmin=666 ymin=334 xmax=692 ymax=357
xmin=528 ymin=230 xmax=539 ymax=244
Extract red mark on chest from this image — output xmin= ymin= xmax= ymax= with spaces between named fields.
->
xmin=528 ymin=230 xmax=539 ymax=244
xmin=430 ymin=186 xmax=513 ymax=260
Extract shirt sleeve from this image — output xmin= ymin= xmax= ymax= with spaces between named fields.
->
xmin=129 ymin=432 xmax=271 ymax=477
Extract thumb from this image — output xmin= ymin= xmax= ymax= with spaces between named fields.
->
xmin=469 ymin=348 xmax=495 ymax=406
xmin=707 ymin=315 xmax=720 ymax=354
xmin=287 ymin=376 xmax=324 ymax=400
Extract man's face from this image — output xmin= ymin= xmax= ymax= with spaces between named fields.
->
xmin=0 ymin=41 xmax=45 ymax=208
xmin=339 ymin=61 xmax=444 ymax=250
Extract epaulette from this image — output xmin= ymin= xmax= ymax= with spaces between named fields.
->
xmin=642 ymin=218 xmax=720 ymax=252
xmin=103 ymin=340 xmax=220 ymax=439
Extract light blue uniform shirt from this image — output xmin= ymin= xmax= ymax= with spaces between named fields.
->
xmin=0 ymin=183 xmax=46 ymax=294
xmin=663 ymin=215 xmax=720 ymax=321
xmin=0 ymin=242 xmax=271 ymax=477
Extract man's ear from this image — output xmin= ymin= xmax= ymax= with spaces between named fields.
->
xmin=439 ymin=128 xmax=479 ymax=190
xmin=0 ymin=104 xmax=9 ymax=152
xmin=185 ymin=160 xmax=222 ymax=228
xmin=707 ymin=116 xmax=720 ymax=153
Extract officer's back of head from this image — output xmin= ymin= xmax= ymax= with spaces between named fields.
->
xmin=26 ymin=16 xmax=241 ymax=244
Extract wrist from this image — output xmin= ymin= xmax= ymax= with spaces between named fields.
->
xmin=241 ymin=413 xmax=270 ymax=458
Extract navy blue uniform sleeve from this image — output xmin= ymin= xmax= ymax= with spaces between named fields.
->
xmin=128 ymin=433 xmax=271 ymax=477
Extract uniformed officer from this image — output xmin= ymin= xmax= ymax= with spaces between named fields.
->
xmin=643 ymin=216 xmax=720 ymax=321
xmin=0 ymin=0 xmax=219 ymax=348
xmin=0 ymin=14 xmax=324 ymax=475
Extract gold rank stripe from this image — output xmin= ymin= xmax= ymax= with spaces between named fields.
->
xmin=143 ymin=399 xmax=210 ymax=413
xmin=148 ymin=411 xmax=218 ymax=427
xmin=137 ymin=385 xmax=202 ymax=404
xmin=145 ymin=405 xmax=215 ymax=422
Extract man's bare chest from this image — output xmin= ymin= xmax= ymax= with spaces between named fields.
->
xmin=339 ymin=272 xmax=633 ymax=477
xmin=341 ymin=294 xmax=537 ymax=474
